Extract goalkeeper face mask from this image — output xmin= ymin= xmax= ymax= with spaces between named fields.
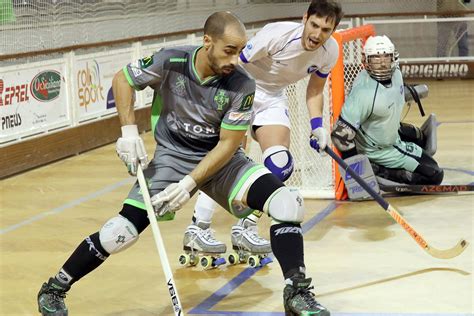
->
xmin=362 ymin=35 xmax=399 ymax=81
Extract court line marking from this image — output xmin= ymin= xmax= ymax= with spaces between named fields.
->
xmin=0 ymin=178 xmax=134 ymax=235
xmin=188 ymin=201 xmax=472 ymax=316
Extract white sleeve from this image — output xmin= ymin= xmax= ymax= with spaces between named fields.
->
xmin=240 ymin=24 xmax=277 ymax=63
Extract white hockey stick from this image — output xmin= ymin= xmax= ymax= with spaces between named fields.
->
xmin=136 ymin=165 xmax=184 ymax=316
xmin=325 ymin=146 xmax=469 ymax=259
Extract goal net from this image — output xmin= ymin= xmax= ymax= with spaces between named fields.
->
xmin=247 ymin=25 xmax=376 ymax=199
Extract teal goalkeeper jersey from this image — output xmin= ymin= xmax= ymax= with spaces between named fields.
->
xmin=340 ymin=68 xmax=406 ymax=156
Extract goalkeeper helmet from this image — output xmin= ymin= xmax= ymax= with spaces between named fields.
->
xmin=362 ymin=35 xmax=399 ymax=81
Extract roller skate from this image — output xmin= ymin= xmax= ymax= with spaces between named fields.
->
xmin=227 ymin=217 xmax=273 ymax=268
xmin=179 ymin=221 xmax=226 ymax=269
xmin=37 ymin=277 xmax=70 ymax=316
xmin=283 ymin=272 xmax=330 ymax=316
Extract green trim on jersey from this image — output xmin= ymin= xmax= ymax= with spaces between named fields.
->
xmin=227 ymin=165 xmax=266 ymax=215
xmin=122 ymin=66 xmax=138 ymax=90
xmin=170 ymin=57 xmax=187 ymax=63
xmin=124 ymin=198 xmax=175 ymax=221
xmin=191 ymin=47 xmax=217 ymax=85
xmin=151 ymin=94 xmax=164 ymax=135
xmin=221 ymin=123 xmax=249 ymax=131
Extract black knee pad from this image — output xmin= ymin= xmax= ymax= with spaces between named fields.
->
xmin=247 ymin=173 xmax=284 ymax=211
xmin=119 ymin=204 xmax=150 ymax=234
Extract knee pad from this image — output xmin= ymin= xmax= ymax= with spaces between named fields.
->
xmin=99 ymin=215 xmax=139 ymax=254
xmin=264 ymin=187 xmax=304 ymax=223
xmin=262 ymin=145 xmax=294 ymax=182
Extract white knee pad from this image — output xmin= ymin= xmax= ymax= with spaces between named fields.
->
xmin=264 ymin=187 xmax=304 ymax=223
xmin=99 ymin=215 xmax=139 ymax=254
xmin=262 ymin=145 xmax=294 ymax=182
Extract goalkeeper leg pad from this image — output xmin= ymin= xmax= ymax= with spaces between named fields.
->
xmin=339 ymin=154 xmax=380 ymax=201
xmin=420 ymin=113 xmax=438 ymax=156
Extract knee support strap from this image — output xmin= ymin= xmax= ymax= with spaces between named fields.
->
xmin=99 ymin=215 xmax=139 ymax=254
xmin=264 ymin=187 xmax=304 ymax=223
xmin=262 ymin=145 xmax=294 ymax=182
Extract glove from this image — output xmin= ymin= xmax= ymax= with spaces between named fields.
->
xmin=150 ymin=175 xmax=197 ymax=215
xmin=116 ymin=125 xmax=148 ymax=176
xmin=309 ymin=117 xmax=329 ymax=156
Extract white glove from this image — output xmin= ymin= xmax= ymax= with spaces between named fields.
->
xmin=309 ymin=117 xmax=329 ymax=156
xmin=150 ymin=175 xmax=197 ymax=215
xmin=116 ymin=125 xmax=148 ymax=176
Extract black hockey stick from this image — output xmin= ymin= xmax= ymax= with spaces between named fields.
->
xmin=380 ymin=184 xmax=474 ymax=195
xmin=325 ymin=146 xmax=469 ymax=259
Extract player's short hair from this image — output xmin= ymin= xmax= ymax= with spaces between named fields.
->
xmin=204 ymin=11 xmax=245 ymax=40
xmin=307 ymin=0 xmax=344 ymax=28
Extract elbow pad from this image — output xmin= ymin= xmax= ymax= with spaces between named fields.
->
xmin=331 ymin=119 xmax=356 ymax=152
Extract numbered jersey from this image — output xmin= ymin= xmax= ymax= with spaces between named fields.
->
xmin=123 ymin=45 xmax=255 ymax=158
xmin=239 ymin=21 xmax=338 ymax=96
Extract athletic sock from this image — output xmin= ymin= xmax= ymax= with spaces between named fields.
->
xmin=57 ymin=232 xmax=109 ymax=286
xmin=270 ymin=223 xmax=305 ymax=279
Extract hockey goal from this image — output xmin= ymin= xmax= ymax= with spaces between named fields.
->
xmin=247 ymin=24 xmax=375 ymax=199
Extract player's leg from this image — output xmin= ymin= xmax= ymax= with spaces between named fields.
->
xmin=205 ymin=153 xmax=329 ymax=315
xmin=370 ymin=142 xmax=443 ymax=185
xmin=246 ymin=174 xmax=328 ymax=315
xmin=37 ymin=149 xmax=193 ymax=315
xmin=229 ymin=96 xmax=294 ymax=256
xmin=37 ymin=203 xmax=148 ymax=316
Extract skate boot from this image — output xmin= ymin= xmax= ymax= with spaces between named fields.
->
xmin=180 ymin=220 xmax=227 ymax=269
xmin=228 ymin=217 xmax=273 ymax=268
xmin=37 ymin=277 xmax=70 ymax=316
xmin=283 ymin=273 xmax=330 ymax=316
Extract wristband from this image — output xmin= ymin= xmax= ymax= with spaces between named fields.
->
xmin=310 ymin=117 xmax=323 ymax=130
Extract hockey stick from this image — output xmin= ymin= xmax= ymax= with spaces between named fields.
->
xmin=325 ymin=146 xmax=469 ymax=259
xmin=136 ymin=165 xmax=184 ymax=316
xmin=380 ymin=184 xmax=474 ymax=195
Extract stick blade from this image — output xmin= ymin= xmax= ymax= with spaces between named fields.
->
xmin=426 ymin=239 xmax=469 ymax=259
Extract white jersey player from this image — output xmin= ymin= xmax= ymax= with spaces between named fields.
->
xmin=184 ymin=0 xmax=343 ymax=262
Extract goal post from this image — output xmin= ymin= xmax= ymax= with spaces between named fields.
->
xmin=247 ymin=24 xmax=376 ymax=200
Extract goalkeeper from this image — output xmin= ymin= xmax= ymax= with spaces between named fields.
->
xmin=331 ymin=35 xmax=444 ymax=192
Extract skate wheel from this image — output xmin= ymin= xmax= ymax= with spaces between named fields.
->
xmin=200 ymin=256 xmax=213 ymax=269
xmin=189 ymin=254 xmax=199 ymax=266
xmin=247 ymin=255 xmax=260 ymax=268
xmin=259 ymin=256 xmax=273 ymax=266
xmin=178 ymin=253 xmax=190 ymax=266
xmin=213 ymin=257 xmax=226 ymax=267
xmin=228 ymin=252 xmax=239 ymax=265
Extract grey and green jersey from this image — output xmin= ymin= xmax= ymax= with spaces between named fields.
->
xmin=341 ymin=69 xmax=422 ymax=171
xmin=123 ymin=45 xmax=255 ymax=158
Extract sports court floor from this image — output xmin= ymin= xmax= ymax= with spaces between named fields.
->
xmin=1 ymin=79 xmax=472 ymax=315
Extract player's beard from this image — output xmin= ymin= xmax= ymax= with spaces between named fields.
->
xmin=208 ymin=46 xmax=235 ymax=76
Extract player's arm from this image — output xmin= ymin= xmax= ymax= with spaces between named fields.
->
xmin=113 ymin=70 xmax=136 ymax=126
xmin=190 ymin=128 xmax=246 ymax=184
xmin=113 ymin=53 xmax=163 ymax=175
xmin=306 ymin=74 xmax=329 ymax=154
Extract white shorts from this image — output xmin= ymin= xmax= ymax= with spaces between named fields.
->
xmin=251 ymin=90 xmax=290 ymax=128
